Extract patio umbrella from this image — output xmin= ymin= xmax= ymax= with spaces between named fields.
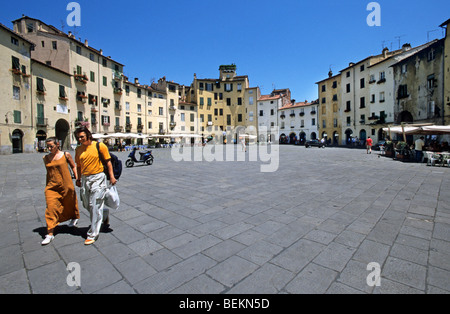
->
xmin=92 ymin=133 xmax=109 ymax=139
xmin=409 ymin=125 xmax=450 ymax=135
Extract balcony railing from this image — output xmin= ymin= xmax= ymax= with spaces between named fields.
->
xmin=74 ymin=73 xmax=88 ymax=84
xmin=113 ymin=71 xmax=123 ymax=81
xmin=36 ymin=117 xmax=48 ymax=126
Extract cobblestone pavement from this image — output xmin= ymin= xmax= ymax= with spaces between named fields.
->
xmin=0 ymin=145 xmax=449 ymax=294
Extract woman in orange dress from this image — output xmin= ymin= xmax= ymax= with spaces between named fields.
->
xmin=42 ymin=137 xmax=80 ymax=245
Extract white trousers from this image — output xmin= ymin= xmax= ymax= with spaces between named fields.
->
xmin=80 ymin=172 xmax=109 ymax=239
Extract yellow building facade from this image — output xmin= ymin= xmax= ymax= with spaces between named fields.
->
xmin=188 ymin=65 xmax=251 ymax=141
xmin=0 ymin=24 xmax=33 ymax=154
xmin=316 ymin=71 xmax=342 ymax=145
xmin=12 ymin=16 xmax=125 ymax=148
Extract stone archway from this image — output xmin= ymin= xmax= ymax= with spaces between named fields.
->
xmin=359 ymin=129 xmax=367 ymax=141
xmin=289 ymin=132 xmax=297 ymax=144
xmin=345 ymin=129 xmax=353 ymax=145
xmin=333 ymin=131 xmax=339 ymax=146
xmin=55 ymin=119 xmax=70 ymax=150
xmin=397 ymin=111 xmax=413 ymax=124
xmin=36 ymin=130 xmax=47 ymax=152
xmin=299 ymin=132 xmax=306 ymax=145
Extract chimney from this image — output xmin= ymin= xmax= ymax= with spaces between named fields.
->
xmin=135 ymin=78 xmax=139 ymax=85
xmin=402 ymin=43 xmax=411 ymax=52
xmin=382 ymin=47 xmax=389 ymax=58
xmin=328 ymin=70 xmax=333 ymax=78
xmin=84 ymin=39 xmax=88 ymax=47
xmin=99 ymin=49 xmax=103 ymax=55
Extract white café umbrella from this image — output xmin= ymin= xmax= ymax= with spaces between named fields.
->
xmin=92 ymin=133 xmax=109 ymax=139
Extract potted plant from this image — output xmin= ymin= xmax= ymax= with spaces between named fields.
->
xmin=395 ymin=141 xmax=408 ymax=160
xmin=384 ymin=141 xmax=394 ymax=157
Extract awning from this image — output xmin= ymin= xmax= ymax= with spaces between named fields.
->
xmin=413 ymin=125 xmax=450 ymax=135
xmin=382 ymin=125 xmax=450 ymax=136
xmin=93 ymin=132 xmax=148 ymax=139
xmin=382 ymin=126 xmax=420 ymax=134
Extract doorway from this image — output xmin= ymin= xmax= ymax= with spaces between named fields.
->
xmin=12 ymin=129 xmax=23 ymax=154
xmin=55 ymin=119 xmax=70 ymax=150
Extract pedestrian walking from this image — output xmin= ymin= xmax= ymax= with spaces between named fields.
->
xmin=74 ymin=127 xmax=117 ymax=245
xmin=240 ymin=137 xmax=246 ymax=152
xmin=366 ymin=137 xmax=373 ymax=154
xmin=42 ymin=137 xmax=80 ymax=245
xmin=415 ymin=136 xmax=425 ymax=162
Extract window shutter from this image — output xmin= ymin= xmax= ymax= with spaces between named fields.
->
xmin=12 ymin=57 xmax=20 ymax=70
xmin=37 ymin=78 xmax=45 ymax=92
xmin=59 ymin=85 xmax=66 ymax=98
xmin=14 ymin=110 xmax=21 ymax=123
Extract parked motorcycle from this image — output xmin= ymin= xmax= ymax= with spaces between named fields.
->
xmin=125 ymin=148 xmax=154 ymax=167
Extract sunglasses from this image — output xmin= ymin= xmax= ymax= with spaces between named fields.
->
xmin=47 ymin=145 xmax=56 ymax=149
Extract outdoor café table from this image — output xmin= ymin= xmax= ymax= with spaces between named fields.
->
xmin=428 ymin=152 xmax=450 ymax=166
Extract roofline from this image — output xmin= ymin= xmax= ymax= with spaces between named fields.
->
xmin=439 ymin=18 xmax=450 ymax=28
xmin=13 ymin=16 xmax=125 ymax=66
xmin=0 ymin=22 xmax=34 ymax=45
xmin=31 ymin=58 xmax=72 ymax=76
xmin=315 ymin=73 xmax=341 ymax=84
xmin=389 ymin=39 xmax=443 ymax=68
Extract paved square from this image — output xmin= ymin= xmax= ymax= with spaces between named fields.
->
xmin=0 ymin=145 xmax=449 ymax=294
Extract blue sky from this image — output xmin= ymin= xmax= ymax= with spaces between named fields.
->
xmin=1 ymin=0 xmax=449 ymax=102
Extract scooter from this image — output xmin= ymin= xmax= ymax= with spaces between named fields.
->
xmin=125 ymin=148 xmax=154 ymax=167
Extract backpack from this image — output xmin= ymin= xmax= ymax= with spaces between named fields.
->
xmin=96 ymin=142 xmax=122 ymax=180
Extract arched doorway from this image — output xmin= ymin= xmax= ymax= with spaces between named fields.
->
xmin=377 ymin=128 xmax=384 ymax=141
xmin=333 ymin=131 xmax=339 ymax=146
xmin=345 ymin=129 xmax=353 ymax=145
xmin=36 ymin=130 xmax=47 ymax=152
xmin=12 ymin=129 xmax=23 ymax=154
xmin=280 ymin=133 xmax=287 ymax=144
xmin=310 ymin=132 xmax=317 ymax=140
xmin=299 ymin=132 xmax=306 ymax=145
xmin=289 ymin=132 xmax=297 ymax=144
xmin=397 ymin=111 xmax=413 ymax=124
xmin=55 ymin=119 xmax=70 ymax=150
xmin=359 ymin=129 xmax=367 ymax=141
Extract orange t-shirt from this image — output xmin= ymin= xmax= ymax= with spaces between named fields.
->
xmin=75 ymin=141 xmax=111 ymax=176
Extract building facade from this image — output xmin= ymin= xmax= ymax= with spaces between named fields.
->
xmin=279 ymin=101 xmax=318 ymax=144
xmin=187 ymin=64 xmax=253 ymax=142
xmin=392 ymin=39 xmax=445 ymax=128
xmin=0 ymin=23 xmax=33 ymax=154
xmin=440 ymin=19 xmax=450 ymax=124
xmin=257 ymin=93 xmax=284 ymax=143
xmin=316 ymin=71 xmax=341 ymax=145
xmin=12 ymin=16 xmax=125 ymax=149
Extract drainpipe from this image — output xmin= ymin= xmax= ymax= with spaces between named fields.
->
xmin=442 ymin=42 xmax=445 ymax=126
xmin=439 ymin=24 xmax=447 ymax=125
xmin=30 ymin=59 xmax=34 ymax=134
